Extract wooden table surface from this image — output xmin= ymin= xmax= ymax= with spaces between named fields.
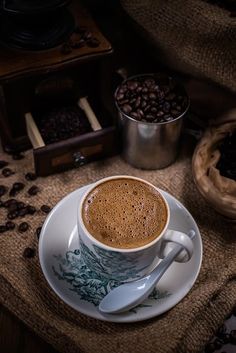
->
xmin=0 ymin=304 xmax=57 ymax=353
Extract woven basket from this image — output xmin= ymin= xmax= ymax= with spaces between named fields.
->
xmin=192 ymin=116 xmax=236 ymax=220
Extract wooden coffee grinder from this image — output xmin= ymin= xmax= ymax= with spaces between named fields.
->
xmin=0 ymin=0 xmax=118 ymax=176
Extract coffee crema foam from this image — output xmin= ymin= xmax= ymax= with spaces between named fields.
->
xmin=82 ymin=178 xmax=168 ymax=249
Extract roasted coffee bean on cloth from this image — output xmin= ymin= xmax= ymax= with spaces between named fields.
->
xmin=0 ymin=148 xmax=236 ymax=353
xmin=120 ymin=0 xmax=236 ymax=93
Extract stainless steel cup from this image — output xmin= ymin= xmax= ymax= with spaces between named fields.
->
xmin=115 ymin=74 xmax=189 ymax=169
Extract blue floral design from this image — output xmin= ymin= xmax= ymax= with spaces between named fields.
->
xmin=52 ymin=241 xmax=171 ymax=309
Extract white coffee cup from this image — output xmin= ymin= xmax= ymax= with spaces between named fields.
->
xmin=77 ymin=175 xmax=193 ymax=283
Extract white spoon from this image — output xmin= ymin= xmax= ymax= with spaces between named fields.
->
xmin=99 ymin=230 xmax=195 ymax=314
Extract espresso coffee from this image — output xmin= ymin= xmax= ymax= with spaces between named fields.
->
xmin=82 ymin=178 xmax=168 ymax=249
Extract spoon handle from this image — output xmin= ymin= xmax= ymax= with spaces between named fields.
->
xmin=150 ymin=229 xmax=195 ymax=285
xmin=149 ymin=243 xmax=183 ymax=283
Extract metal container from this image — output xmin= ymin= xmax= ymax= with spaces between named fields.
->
xmin=115 ymin=74 xmax=189 ymax=169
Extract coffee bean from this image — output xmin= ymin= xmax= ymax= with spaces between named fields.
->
xmin=36 ymin=226 xmax=42 ymax=239
xmin=7 ymin=211 xmax=18 ymax=220
xmin=150 ymin=107 xmax=157 ymax=113
xmin=141 ymin=100 xmax=147 ymax=109
xmin=0 ymin=160 xmax=8 ymax=169
xmin=164 ymin=114 xmax=171 ymax=119
xmin=12 ymin=153 xmax=24 ymax=160
xmin=129 ymin=98 xmax=136 ymax=105
xmin=151 ymin=85 xmax=160 ymax=92
xmin=40 ymin=205 xmax=51 ymax=214
xmin=82 ymin=30 xmax=92 ymax=40
xmin=122 ymin=104 xmax=132 ymax=114
xmin=28 ymin=185 xmax=40 ymax=196
xmin=130 ymin=112 xmax=139 ymax=120
xmin=23 ymin=247 xmax=35 ymax=258
xmin=6 ymin=221 xmax=15 ymax=230
xmin=18 ymin=222 xmax=29 ymax=232
xmin=144 ymin=78 xmax=155 ymax=87
xmin=137 ymin=109 xmax=144 ymax=118
xmin=136 ymin=86 xmax=142 ymax=93
xmin=166 ymin=116 xmax=174 ymax=121
xmin=119 ymin=85 xmax=128 ymax=93
xmin=146 ymin=114 xmax=155 ymax=122
xmin=71 ymin=38 xmax=85 ymax=49
xmin=18 ymin=208 xmax=28 ymax=217
xmin=17 ymin=201 xmax=26 ymax=210
xmin=0 ymin=225 xmax=7 ymax=233
xmin=9 ymin=182 xmax=25 ymax=197
xmin=163 ymin=102 xmax=171 ymax=113
xmin=0 ymin=185 xmax=7 ymax=197
xmin=150 ymin=100 xmax=158 ymax=107
xmin=134 ymin=96 xmax=141 ymax=109
xmin=118 ymin=99 xmax=129 ymax=106
xmin=2 ymin=168 xmax=14 ymax=177
xmin=4 ymin=199 xmax=17 ymax=208
xmin=87 ymin=38 xmax=100 ymax=47
xmin=8 ymin=203 xmax=18 ymax=213
xmin=27 ymin=205 xmax=36 ymax=215
xmin=156 ymin=111 xmax=164 ymax=117
xmin=127 ymin=81 xmax=138 ymax=91
xmin=13 ymin=182 xmax=25 ymax=191
xmin=25 ymin=172 xmax=37 ymax=181
xmin=149 ymin=93 xmax=157 ymax=100
xmin=116 ymin=92 xmax=124 ymax=101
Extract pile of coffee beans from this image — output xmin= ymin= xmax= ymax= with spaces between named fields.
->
xmin=37 ymin=105 xmax=91 ymax=144
xmin=115 ymin=75 xmax=188 ymax=123
xmin=216 ymin=131 xmax=236 ymax=181
xmin=0 ymin=158 xmax=51 ymax=258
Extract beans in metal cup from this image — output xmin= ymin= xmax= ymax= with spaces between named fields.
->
xmin=115 ymin=73 xmax=189 ymax=169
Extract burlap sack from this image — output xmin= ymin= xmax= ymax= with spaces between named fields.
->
xmin=0 ymin=147 xmax=236 ymax=353
xmin=120 ymin=0 xmax=236 ymax=93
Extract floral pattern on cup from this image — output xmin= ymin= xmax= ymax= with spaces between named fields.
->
xmin=52 ymin=241 xmax=171 ymax=308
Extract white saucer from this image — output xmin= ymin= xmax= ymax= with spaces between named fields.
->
xmin=39 ymin=184 xmax=203 ymax=323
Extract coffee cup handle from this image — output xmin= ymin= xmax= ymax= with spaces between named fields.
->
xmin=158 ymin=230 xmax=194 ymax=263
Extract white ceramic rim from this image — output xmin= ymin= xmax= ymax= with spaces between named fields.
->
xmin=78 ymin=175 xmax=170 ymax=253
